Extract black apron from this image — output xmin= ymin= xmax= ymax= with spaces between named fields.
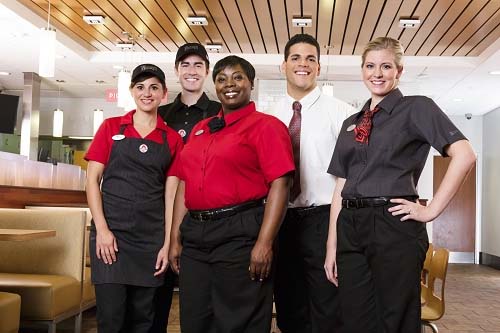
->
xmin=90 ymin=124 xmax=172 ymax=287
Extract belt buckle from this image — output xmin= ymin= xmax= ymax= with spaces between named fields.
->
xmin=355 ymin=199 xmax=363 ymax=208
xmin=344 ymin=199 xmax=355 ymax=209
xmin=205 ymin=210 xmax=216 ymax=221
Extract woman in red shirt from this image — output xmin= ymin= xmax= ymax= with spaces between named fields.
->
xmin=85 ymin=64 xmax=183 ymax=333
xmin=169 ymin=55 xmax=294 ymax=332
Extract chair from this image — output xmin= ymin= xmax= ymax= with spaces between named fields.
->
xmin=271 ymin=301 xmax=279 ymax=333
xmin=421 ymin=244 xmax=434 ymax=293
xmin=0 ymin=291 xmax=21 ymax=333
xmin=421 ymin=247 xmax=449 ymax=333
xmin=0 ymin=209 xmax=86 ymax=333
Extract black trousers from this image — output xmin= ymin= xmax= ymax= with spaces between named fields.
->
xmin=94 ymin=283 xmax=156 ymax=333
xmin=336 ymin=205 xmax=428 ymax=333
xmin=149 ymin=268 xmax=176 ymax=333
xmin=179 ymin=206 xmax=273 ymax=333
xmin=274 ymin=206 xmax=342 ymax=333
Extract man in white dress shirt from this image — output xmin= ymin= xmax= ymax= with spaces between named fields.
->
xmin=268 ymin=33 xmax=347 ymax=333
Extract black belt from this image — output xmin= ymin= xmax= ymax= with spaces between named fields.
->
xmin=342 ymin=196 xmax=417 ymax=209
xmin=190 ymin=198 xmax=265 ymax=221
xmin=290 ymin=204 xmax=330 ymax=217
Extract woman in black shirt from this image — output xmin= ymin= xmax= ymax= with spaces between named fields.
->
xmin=324 ymin=37 xmax=476 ymax=333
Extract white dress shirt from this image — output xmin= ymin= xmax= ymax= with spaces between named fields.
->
xmin=267 ymin=86 xmax=348 ymax=207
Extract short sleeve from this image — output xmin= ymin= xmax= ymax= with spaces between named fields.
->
xmin=255 ymin=115 xmax=295 ymax=183
xmin=327 ymin=117 xmax=352 ymax=178
xmin=410 ymin=97 xmax=467 ymax=156
xmin=85 ymin=119 xmax=113 ymax=165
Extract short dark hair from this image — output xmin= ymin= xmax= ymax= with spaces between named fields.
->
xmin=212 ymin=55 xmax=255 ymax=84
xmin=284 ymin=34 xmax=321 ymax=61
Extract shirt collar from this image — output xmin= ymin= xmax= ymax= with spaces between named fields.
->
xmin=218 ymin=101 xmax=256 ymax=126
xmin=172 ymin=92 xmax=211 ymax=111
xmin=356 ymin=88 xmax=404 ymax=120
xmin=120 ymin=110 xmax=170 ymax=132
xmin=286 ymin=86 xmax=321 ymax=111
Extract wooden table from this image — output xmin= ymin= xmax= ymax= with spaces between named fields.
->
xmin=0 ymin=228 xmax=56 ymax=241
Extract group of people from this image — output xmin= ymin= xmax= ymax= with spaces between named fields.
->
xmin=85 ymin=33 xmax=476 ymax=333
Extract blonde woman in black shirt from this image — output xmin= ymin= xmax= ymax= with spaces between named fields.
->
xmin=324 ymin=37 xmax=476 ymax=333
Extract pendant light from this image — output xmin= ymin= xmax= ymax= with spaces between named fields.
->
xmin=322 ymin=83 xmax=334 ymax=96
xmin=117 ymin=69 xmax=132 ymax=109
xmin=39 ymin=0 xmax=56 ymax=77
xmin=53 ymin=87 xmax=63 ymax=137
xmin=93 ymin=108 xmax=104 ymax=135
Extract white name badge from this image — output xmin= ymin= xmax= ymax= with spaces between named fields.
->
xmin=195 ymin=129 xmax=204 ymax=136
xmin=112 ymin=134 xmax=125 ymax=141
xmin=346 ymin=124 xmax=356 ymax=132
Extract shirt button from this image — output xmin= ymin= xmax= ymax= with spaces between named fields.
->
xmin=184 ymin=121 xmax=188 ymax=125
xmin=186 ymin=112 xmax=189 ymax=116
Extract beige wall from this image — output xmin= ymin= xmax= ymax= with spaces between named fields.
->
xmin=482 ymin=106 xmax=500 ymax=257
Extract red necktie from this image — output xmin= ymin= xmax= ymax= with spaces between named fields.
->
xmin=354 ymin=106 xmax=380 ymax=144
xmin=289 ymin=101 xmax=302 ymax=201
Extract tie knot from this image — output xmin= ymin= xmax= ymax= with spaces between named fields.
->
xmin=292 ymin=101 xmax=302 ymax=113
xmin=366 ymin=106 xmax=380 ymax=117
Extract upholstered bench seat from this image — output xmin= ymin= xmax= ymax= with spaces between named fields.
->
xmin=81 ymin=267 xmax=95 ymax=310
xmin=0 ymin=291 xmax=21 ymax=333
xmin=0 ymin=273 xmax=81 ymax=320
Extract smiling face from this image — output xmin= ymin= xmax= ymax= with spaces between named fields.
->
xmin=130 ymin=77 xmax=166 ymax=113
xmin=214 ymin=64 xmax=252 ymax=113
xmin=282 ymin=42 xmax=320 ymax=100
xmin=175 ymin=54 xmax=209 ymax=93
xmin=362 ymin=48 xmax=403 ymax=105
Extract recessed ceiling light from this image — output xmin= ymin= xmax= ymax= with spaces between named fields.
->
xmin=0 ymin=71 xmax=11 ymax=76
xmin=489 ymin=70 xmax=500 ymax=75
xmin=292 ymin=17 xmax=312 ymax=27
xmin=83 ymin=15 xmax=105 ymax=25
xmin=56 ymin=79 xmax=66 ymax=83
xmin=205 ymin=44 xmax=222 ymax=51
xmin=187 ymin=16 xmax=208 ymax=25
xmin=95 ymin=80 xmax=105 ymax=84
xmin=399 ymin=18 xmax=421 ymax=28
xmin=116 ymin=42 xmax=134 ymax=49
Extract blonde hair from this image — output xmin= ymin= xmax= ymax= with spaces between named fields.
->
xmin=361 ymin=37 xmax=404 ymax=69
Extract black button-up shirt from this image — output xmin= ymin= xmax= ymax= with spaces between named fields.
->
xmin=159 ymin=92 xmax=221 ymax=143
xmin=328 ymin=88 xmax=467 ymax=199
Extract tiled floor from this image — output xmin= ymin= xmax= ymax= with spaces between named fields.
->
xmin=24 ymin=264 xmax=500 ymax=332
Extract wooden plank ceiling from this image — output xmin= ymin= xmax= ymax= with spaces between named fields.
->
xmin=20 ymin=0 xmax=500 ymax=57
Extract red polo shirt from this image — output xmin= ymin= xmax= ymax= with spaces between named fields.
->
xmin=85 ymin=110 xmax=183 ymax=177
xmin=177 ymin=102 xmax=294 ymax=210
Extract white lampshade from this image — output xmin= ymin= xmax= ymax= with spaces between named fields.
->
xmin=39 ymin=27 xmax=56 ymax=77
xmin=93 ymin=109 xmax=104 ymax=135
xmin=53 ymin=108 xmax=63 ymax=137
xmin=117 ymin=69 xmax=133 ymax=109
